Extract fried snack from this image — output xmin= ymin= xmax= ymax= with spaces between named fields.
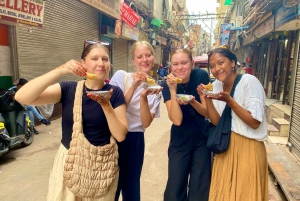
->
xmin=86 ymin=72 xmax=97 ymax=80
xmin=174 ymin=77 xmax=182 ymax=84
xmin=146 ymin=77 xmax=156 ymax=85
xmin=204 ymin=82 xmax=213 ymax=91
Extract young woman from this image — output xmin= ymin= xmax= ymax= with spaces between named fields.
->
xmin=109 ymin=41 xmax=162 ymax=201
xmin=15 ymin=41 xmax=128 ymax=201
xmin=162 ymin=48 xmax=211 ymax=201
xmin=198 ymin=47 xmax=268 ymax=201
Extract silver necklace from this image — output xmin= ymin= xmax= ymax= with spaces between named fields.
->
xmin=178 ymin=81 xmax=190 ymax=93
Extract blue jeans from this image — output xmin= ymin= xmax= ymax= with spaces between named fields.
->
xmin=26 ymin=105 xmax=43 ymax=126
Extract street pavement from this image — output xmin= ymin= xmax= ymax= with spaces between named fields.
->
xmin=0 ymin=100 xmax=287 ymax=201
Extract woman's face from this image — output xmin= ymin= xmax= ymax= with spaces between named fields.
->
xmin=81 ymin=47 xmax=110 ymax=79
xmin=209 ymin=53 xmax=235 ymax=82
xmin=133 ymin=45 xmax=154 ymax=73
xmin=171 ymin=52 xmax=194 ymax=82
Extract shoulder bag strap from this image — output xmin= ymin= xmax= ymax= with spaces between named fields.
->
xmin=72 ymin=80 xmax=85 ymax=136
xmin=123 ymin=72 xmax=131 ymax=92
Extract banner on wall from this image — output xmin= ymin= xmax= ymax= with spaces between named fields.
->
xmin=0 ymin=0 xmax=45 ymax=27
xmin=80 ymin=0 xmax=120 ymax=19
xmin=219 ymin=23 xmax=231 ymax=46
xmin=120 ymin=2 xmax=141 ymax=28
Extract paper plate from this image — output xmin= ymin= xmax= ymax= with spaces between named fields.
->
xmin=176 ymin=94 xmax=192 ymax=102
xmin=143 ymin=84 xmax=162 ymax=91
xmin=201 ymin=90 xmax=219 ymax=97
xmin=86 ymin=90 xmax=109 ymax=97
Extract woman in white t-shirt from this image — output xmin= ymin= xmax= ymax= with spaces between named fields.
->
xmin=198 ymin=46 xmax=268 ymax=201
xmin=110 ymin=41 xmax=162 ymax=201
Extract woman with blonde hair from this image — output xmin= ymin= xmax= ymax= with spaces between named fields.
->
xmin=110 ymin=41 xmax=162 ymax=201
xmin=15 ymin=40 xmax=128 ymax=200
xmin=162 ymin=48 xmax=211 ymax=201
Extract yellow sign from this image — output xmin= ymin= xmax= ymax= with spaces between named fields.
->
xmin=80 ymin=0 xmax=120 ymax=19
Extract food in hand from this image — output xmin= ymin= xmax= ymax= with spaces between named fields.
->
xmin=204 ymin=82 xmax=213 ymax=91
xmin=174 ymin=78 xmax=182 ymax=84
xmin=146 ymin=77 xmax=156 ymax=85
xmin=86 ymin=72 xmax=97 ymax=80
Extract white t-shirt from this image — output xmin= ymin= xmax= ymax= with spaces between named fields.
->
xmin=212 ymin=74 xmax=267 ymax=141
xmin=110 ymin=70 xmax=161 ymax=132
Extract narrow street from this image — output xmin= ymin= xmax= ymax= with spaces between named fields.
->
xmin=0 ymin=100 xmax=287 ymax=201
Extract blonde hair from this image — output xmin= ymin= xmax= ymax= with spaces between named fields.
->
xmin=170 ymin=48 xmax=193 ymax=62
xmin=131 ymin=41 xmax=154 ymax=59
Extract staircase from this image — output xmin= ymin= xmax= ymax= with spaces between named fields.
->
xmin=266 ymin=103 xmax=291 ymax=143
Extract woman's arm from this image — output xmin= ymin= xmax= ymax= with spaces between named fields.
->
xmin=102 ymin=103 xmax=128 ymax=142
xmin=140 ymin=96 xmax=155 ymax=128
xmin=190 ymin=95 xmax=208 ymax=117
xmin=15 ymin=60 xmax=85 ymax=106
xmin=124 ymin=72 xmax=148 ymax=106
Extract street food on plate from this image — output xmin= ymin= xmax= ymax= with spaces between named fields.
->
xmin=204 ymin=82 xmax=213 ymax=91
xmin=174 ymin=77 xmax=182 ymax=84
xmin=146 ymin=77 xmax=156 ymax=85
xmin=86 ymin=72 xmax=97 ymax=80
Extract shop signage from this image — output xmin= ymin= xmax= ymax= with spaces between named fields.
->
xmin=120 ymin=2 xmax=140 ymax=28
xmin=274 ymin=3 xmax=297 ymax=29
xmin=0 ymin=0 xmax=45 ymax=27
xmin=219 ymin=23 xmax=231 ymax=46
xmin=122 ymin=22 xmax=139 ymax=40
xmin=80 ymin=0 xmax=120 ymax=19
xmin=253 ymin=16 xmax=274 ymax=38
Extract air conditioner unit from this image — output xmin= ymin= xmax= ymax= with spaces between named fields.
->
xmin=235 ymin=16 xmax=243 ymax=28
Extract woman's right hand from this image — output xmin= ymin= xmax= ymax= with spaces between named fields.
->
xmin=56 ymin=59 xmax=86 ymax=76
xmin=197 ymin=84 xmax=206 ymax=96
xmin=166 ymin=73 xmax=177 ymax=91
xmin=131 ymin=72 xmax=148 ymax=87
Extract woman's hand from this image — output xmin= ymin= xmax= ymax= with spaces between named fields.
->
xmin=132 ymin=72 xmax=148 ymax=87
xmin=166 ymin=73 xmax=177 ymax=91
xmin=56 ymin=59 xmax=86 ymax=76
xmin=176 ymin=95 xmax=195 ymax=105
xmin=197 ymin=84 xmax=206 ymax=96
xmin=86 ymin=89 xmax=113 ymax=107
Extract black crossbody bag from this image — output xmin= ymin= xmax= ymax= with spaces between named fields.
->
xmin=206 ymin=74 xmax=243 ymax=154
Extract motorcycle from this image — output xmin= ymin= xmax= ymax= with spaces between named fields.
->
xmin=0 ymin=86 xmax=34 ymax=157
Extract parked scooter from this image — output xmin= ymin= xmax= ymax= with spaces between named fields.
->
xmin=0 ymin=86 xmax=34 ymax=157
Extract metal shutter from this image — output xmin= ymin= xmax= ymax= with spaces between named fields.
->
xmin=113 ymin=38 xmax=128 ymax=74
xmin=127 ymin=41 xmax=136 ymax=73
xmin=17 ymin=0 xmax=99 ymax=82
xmin=290 ymin=32 xmax=300 ymax=160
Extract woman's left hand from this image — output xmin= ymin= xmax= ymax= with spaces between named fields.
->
xmin=86 ymin=89 xmax=113 ymax=106
xmin=206 ymin=91 xmax=234 ymax=104
xmin=176 ymin=95 xmax=195 ymax=105
xmin=140 ymin=87 xmax=163 ymax=98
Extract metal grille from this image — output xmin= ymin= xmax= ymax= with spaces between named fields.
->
xmin=289 ymin=42 xmax=300 ymax=160
xmin=17 ymin=0 xmax=99 ymax=82
xmin=113 ymin=38 xmax=128 ymax=74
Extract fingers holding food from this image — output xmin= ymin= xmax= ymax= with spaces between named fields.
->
xmin=174 ymin=77 xmax=182 ymax=84
xmin=86 ymin=72 xmax=98 ymax=80
xmin=146 ymin=77 xmax=156 ymax=85
xmin=203 ymin=82 xmax=213 ymax=91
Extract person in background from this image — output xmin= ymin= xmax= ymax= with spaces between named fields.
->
xmin=162 ymin=48 xmax=211 ymax=201
xmin=15 ymin=40 xmax=128 ymax=200
xmin=16 ymin=78 xmax=51 ymax=134
xmin=198 ymin=46 xmax=268 ymax=201
xmin=110 ymin=41 xmax=162 ymax=201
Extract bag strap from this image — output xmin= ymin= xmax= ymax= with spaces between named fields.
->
xmin=123 ymin=72 xmax=131 ymax=92
xmin=230 ymin=74 xmax=243 ymax=97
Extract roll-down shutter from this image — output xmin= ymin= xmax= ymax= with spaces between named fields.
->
xmin=18 ymin=0 xmax=99 ymax=82
xmin=113 ymin=38 xmax=128 ymax=74
xmin=290 ymin=43 xmax=300 ymax=160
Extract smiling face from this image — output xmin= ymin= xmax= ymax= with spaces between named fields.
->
xmin=132 ymin=45 xmax=154 ymax=73
xmin=209 ymin=52 xmax=236 ymax=82
xmin=81 ymin=46 xmax=110 ymax=79
xmin=170 ymin=51 xmax=194 ymax=83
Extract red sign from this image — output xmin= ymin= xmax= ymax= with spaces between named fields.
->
xmin=120 ymin=2 xmax=141 ymax=29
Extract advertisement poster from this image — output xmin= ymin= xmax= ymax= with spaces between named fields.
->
xmin=219 ymin=23 xmax=231 ymax=46
xmin=0 ymin=0 xmax=45 ymax=27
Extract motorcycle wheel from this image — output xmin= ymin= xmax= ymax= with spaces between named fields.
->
xmin=21 ymin=125 xmax=34 ymax=147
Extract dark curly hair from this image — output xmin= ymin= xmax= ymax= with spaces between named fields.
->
xmin=208 ymin=47 xmax=237 ymax=66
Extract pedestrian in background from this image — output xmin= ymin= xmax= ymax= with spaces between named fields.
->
xmin=15 ymin=40 xmax=128 ymax=201
xmin=110 ymin=41 xmax=162 ymax=201
xmin=162 ymin=48 xmax=211 ymax=201
xmin=15 ymin=78 xmax=51 ymax=134
xmin=198 ymin=46 xmax=268 ymax=201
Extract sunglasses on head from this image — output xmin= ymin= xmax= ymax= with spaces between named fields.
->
xmin=207 ymin=45 xmax=229 ymax=57
xmin=84 ymin=40 xmax=110 ymax=48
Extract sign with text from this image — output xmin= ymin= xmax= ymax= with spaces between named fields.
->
xmin=0 ymin=0 xmax=45 ymax=27
xmin=122 ymin=22 xmax=139 ymax=40
xmin=274 ymin=3 xmax=297 ymax=29
xmin=253 ymin=16 xmax=274 ymax=38
xmin=120 ymin=2 xmax=140 ymax=28
xmin=80 ymin=0 xmax=120 ymax=19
